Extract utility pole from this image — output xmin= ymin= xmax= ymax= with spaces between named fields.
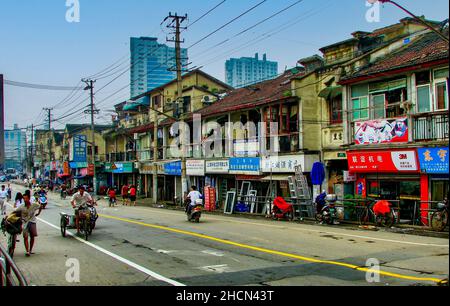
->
xmin=43 ymin=107 xmax=53 ymax=130
xmin=165 ymin=12 xmax=188 ymax=201
xmin=82 ymin=79 xmax=98 ymax=195
xmin=30 ymin=124 xmax=34 ymax=178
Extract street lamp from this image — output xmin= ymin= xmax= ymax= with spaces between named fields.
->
xmin=367 ymin=0 xmax=449 ymax=43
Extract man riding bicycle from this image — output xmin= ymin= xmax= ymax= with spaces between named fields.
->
xmin=70 ymin=186 xmax=94 ymax=234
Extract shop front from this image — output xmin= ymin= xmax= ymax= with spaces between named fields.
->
xmin=261 ymin=154 xmax=319 ymax=198
xmin=347 ymin=149 xmax=421 ymax=222
xmin=69 ymin=161 xmax=89 ymax=188
xmin=164 ymin=161 xmax=181 ymax=202
xmin=186 ymin=160 xmax=206 ymax=192
xmin=138 ymin=162 xmax=165 ymax=198
xmin=104 ymin=162 xmax=137 ymax=191
xmin=417 ymin=147 xmax=449 ymax=224
xmin=323 ymin=151 xmax=350 ymax=198
xmin=205 ymin=159 xmax=234 ymax=208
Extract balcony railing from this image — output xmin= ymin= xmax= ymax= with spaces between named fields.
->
xmin=106 ymin=152 xmax=137 ymax=162
xmin=413 ymin=111 xmax=449 ymax=142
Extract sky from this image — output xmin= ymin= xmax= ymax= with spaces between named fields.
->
xmin=0 ymin=0 xmax=449 ymax=130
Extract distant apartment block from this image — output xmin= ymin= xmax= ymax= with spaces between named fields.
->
xmin=225 ymin=53 xmax=278 ymax=88
xmin=130 ymin=37 xmax=188 ymax=98
xmin=4 ymin=124 xmax=26 ymax=170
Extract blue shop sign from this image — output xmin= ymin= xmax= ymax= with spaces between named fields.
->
xmin=164 ymin=161 xmax=182 ymax=176
xmin=73 ymin=135 xmax=87 ymax=162
xmin=229 ymin=157 xmax=261 ymax=174
xmin=69 ymin=162 xmax=88 ymax=169
xmin=418 ymin=147 xmax=449 ymax=174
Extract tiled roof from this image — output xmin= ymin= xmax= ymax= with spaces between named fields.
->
xmin=193 ymin=70 xmax=303 ymax=119
xmin=340 ymin=31 xmax=449 ymax=83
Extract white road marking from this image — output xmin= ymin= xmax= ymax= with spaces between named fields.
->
xmin=36 ymin=217 xmax=186 ymax=286
xmin=198 ymin=264 xmax=231 ymax=274
xmin=202 ymin=250 xmax=225 ymax=257
xmin=157 ymin=250 xmax=177 ymax=254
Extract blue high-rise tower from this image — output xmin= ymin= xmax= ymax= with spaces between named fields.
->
xmin=130 ymin=37 xmax=188 ymax=98
xmin=225 ymin=53 xmax=278 ymax=88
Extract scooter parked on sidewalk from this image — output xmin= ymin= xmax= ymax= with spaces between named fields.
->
xmin=316 ymin=194 xmax=343 ymax=225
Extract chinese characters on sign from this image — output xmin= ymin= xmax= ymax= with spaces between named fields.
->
xmin=418 ymin=147 xmax=449 ymax=174
xmin=347 ymin=150 xmax=418 ymax=173
xmin=229 ymin=158 xmax=261 ymax=175
xmin=73 ymin=135 xmax=87 ymax=162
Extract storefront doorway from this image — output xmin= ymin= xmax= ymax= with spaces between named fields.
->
xmin=367 ymin=177 xmax=420 ymax=222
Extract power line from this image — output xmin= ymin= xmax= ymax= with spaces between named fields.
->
xmin=3 ymin=80 xmax=84 ymax=91
xmin=187 ymin=0 xmax=268 ymax=49
xmin=187 ymin=0 xmax=228 ymax=29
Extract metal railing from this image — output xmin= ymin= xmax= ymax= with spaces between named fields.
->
xmin=0 ymin=243 xmax=28 ymax=287
xmin=413 ymin=111 xmax=449 ymax=141
xmin=106 ymin=152 xmax=137 ymax=162
xmin=412 ymin=201 xmax=445 ymax=227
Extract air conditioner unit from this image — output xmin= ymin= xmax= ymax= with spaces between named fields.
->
xmin=201 ymin=95 xmax=213 ymax=104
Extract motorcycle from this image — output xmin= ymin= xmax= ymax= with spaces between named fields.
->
xmin=271 ymin=197 xmax=294 ymax=221
xmin=316 ymin=194 xmax=343 ymax=225
xmin=38 ymin=194 xmax=48 ymax=209
xmin=186 ymin=199 xmax=203 ymax=223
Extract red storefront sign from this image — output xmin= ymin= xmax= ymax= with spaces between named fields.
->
xmin=63 ymin=162 xmax=71 ymax=176
xmin=87 ymin=164 xmax=95 ymax=176
xmin=347 ymin=150 xmax=419 ymax=173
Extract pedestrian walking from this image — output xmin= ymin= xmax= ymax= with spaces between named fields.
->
xmin=0 ymin=185 xmax=8 ymax=216
xmin=121 ymin=184 xmax=129 ymax=206
xmin=14 ymin=193 xmax=43 ymax=257
xmin=7 ymin=184 xmax=12 ymax=202
xmin=129 ymin=185 xmax=137 ymax=207
xmin=15 ymin=192 xmax=25 ymax=208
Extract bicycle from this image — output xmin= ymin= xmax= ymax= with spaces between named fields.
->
xmin=431 ymin=202 xmax=449 ymax=232
xmin=357 ymin=201 xmax=395 ymax=228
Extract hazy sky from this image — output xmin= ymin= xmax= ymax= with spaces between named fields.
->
xmin=1 ymin=0 xmax=448 ymax=130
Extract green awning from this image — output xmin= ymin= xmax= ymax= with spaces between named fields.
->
xmin=369 ymin=78 xmax=407 ymax=94
xmin=318 ymin=86 xmax=343 ymax=99
xmin=123 ymin=103 xmax=140 ymax=111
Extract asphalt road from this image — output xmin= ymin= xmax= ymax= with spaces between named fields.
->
xmin=1 ymin=183 xmax=448 ymax=286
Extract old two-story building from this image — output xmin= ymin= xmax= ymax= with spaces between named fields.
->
xmin=33 ymin=129 xmax=64 ymax=180
xmin=292 ymin=17 xmax=445 ymax=199
xmin=103 ymin=69 xmax=233 ymax=200
xmin=339 ymin=26 xmax=449 ymax=224
xmin=62 ymin=124 xmax=112 ymax=190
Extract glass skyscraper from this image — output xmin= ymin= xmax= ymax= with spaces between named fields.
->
xmin=130 ymin=37 xmax=188 ymax=98
xmin=225 ymin=53 xmax=278 ymax=88
xmin=4 ymin=124 xmax=26 ymax=171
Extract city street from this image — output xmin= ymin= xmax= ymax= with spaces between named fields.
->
xmin=1 ymin=183 xmax=448 ymax=286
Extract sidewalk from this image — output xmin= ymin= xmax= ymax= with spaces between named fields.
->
xmin=130 ymin=195 xmax=449 ymax=240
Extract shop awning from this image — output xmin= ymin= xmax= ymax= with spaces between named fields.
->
xmin=261 ymin=175 xmax=290 ymax=181
xmin=318 ymin=86 xmax=342 ymax=100
xmin=369 ymin=78 xmax=407 ymax=94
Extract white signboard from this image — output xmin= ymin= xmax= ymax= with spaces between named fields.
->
xmin=205 ymin=160 xmax=229 ymax=174
xmin=261 ymin=155 xmax=318 ymax=173
xmin=391 ymin=151 xmax=418 ymax=171
xmin=187 ymin=160 xmax=205 ymax=176
xmin=234 ymin=139 xmax=259 ymax=157
xmin=343 ymin=171 xmax=357 ymax=182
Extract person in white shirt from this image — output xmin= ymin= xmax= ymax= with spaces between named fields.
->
xmin=14 ymin=192 xmax=25 ymax=208
xmin=70 ymin=186 xmax=94 ymax=234
xmin=186 ymin=186 xmax=202 ymax=215
xmin=0 ymin=185 xmax=8 ymax=216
